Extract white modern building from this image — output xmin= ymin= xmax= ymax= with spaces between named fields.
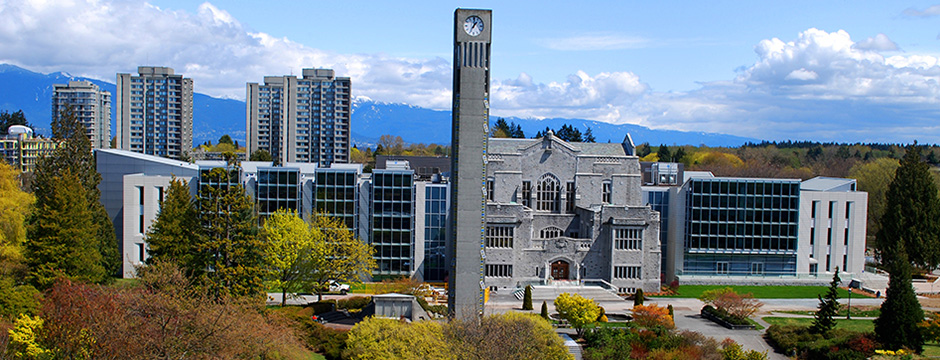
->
xmin=52 ymin=81 xmax=111 ymax=149
xmin=116 ymin=66 xmax=194 ymax=159
xmin=246 ymin=69 xmax=351 ymax=166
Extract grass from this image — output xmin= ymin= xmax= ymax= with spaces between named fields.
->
xmin=310 ymin=353 xmax=326 ymax=360
xmin=778 ymin=307 xmax=880 ymax=318
xmin=924 ymin=343 xmax=940 ymax=357
xmin=762 ymin=316 xmax=874 ymax=333
xmin=745 ymin=317 xmax=764 ymax=330
xmin=654 ymin=285 xmax=853 ymax=299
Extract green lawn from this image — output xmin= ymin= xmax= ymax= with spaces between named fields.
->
xmin=655 ymin=285 xmax=852 ymax=299
xmin=762 ymin=317 xmax=874 ymax=333
xmin=310 ymin=353 xmax=326 ymax=360
xmin=923 ymin=343 xmax=940 ymax=357
xmin=778 ymin=308 xmax=880 ymax=318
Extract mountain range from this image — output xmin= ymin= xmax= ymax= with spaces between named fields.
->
xmin=0 ymin=64 xmax=757 ymax=148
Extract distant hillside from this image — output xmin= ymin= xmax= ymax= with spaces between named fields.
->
xmin=0 ymin=63 xmax=758 ymax=148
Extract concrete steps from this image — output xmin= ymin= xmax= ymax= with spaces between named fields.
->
xmin=530 ymin=285 xmax=624 ymax=302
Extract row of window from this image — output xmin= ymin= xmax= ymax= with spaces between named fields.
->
xmin=613 ymin=266 xmax=642 ymax=279
xmin=490 ymin=175 xmax=613 ymax=211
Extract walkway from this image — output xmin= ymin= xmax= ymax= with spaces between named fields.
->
xmin=557 ymin=330 xmax=583 ymax=360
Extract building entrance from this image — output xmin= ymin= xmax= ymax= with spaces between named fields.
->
xmin=551 ymin=260 xmax=570 ymax=280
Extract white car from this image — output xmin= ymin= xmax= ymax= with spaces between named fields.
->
xmin=327 ymin=280 xmax=350 ymax=295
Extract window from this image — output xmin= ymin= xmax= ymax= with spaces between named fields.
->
xmin=485 ymin=264 xmax=512 ymax=278
xmin=845 ymin=202 xmax=852 ymax=219
xmin=521 ymin=181 xmax=531 ymax=208
xmin=536 ymin=174 xmax=559 ymax=212
xmin=827 ymin=228 xmax=832 ymax=246
xmin=540 ymin=227 xmax=563 ymax=239
xmin=138 ymin=186 xmax=145 ymax=234
xmin=614 ymin=228 xmax=642 ymax=250
xmin=811 ymin=201 xmax=818 ymax=218
xmin=486 ymin=177 xmax=494 ymax=201
xmin=157 ymin=186 xmax=164 ymax=207
xmin=829 ymin=201 xmax=835 ymax=218
xmin=618 ymin=287 xmax=637 ymax=294
xmin=810 ymin=264 xmax=818 ymax=274
xmin=136 ymin=243 xmax=145 ymax=263
xmin=614 ymin=266 xmax=641 ymax=279
xmin=751 ymin=262 xmax=764 ymax=275
xmin=844 ymin=228 xmax=849 ymax=246
xmin=602 ymin=181 xmax=611 ymax=204
xmin=716 ymin=262 xmax=729 ymax=275
xmin=566 ymin=181 xmax=575 ymax=213
xmin=485 ymin=225 xmax=513 ymax=248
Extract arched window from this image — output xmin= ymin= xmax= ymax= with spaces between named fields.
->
xmin=540 ymin=226 xmax=563 ymax=239
xmin=536 ymin=173 xmax=559 ymax=212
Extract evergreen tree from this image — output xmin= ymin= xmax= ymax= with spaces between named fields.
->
xmin=0 ymin=110 xmax=28 ymax=135
xmin=634 ymin=288 xmax=645 ymax=307
xmin=197 ymin=161 xmax=263 ymax=298
xmin=491 ymin=118 xmax=511 ymax=138
xmin=29 ymin=106 xmax=118 ymax=280
xmin=218 ymin=135 xmax=234 ymax=145
xmin=509 ymin=123 xmax=525 ymax=138
xmin=657 ymin=145 xmax=672 ymax=163
xmin=584 ymin=127 xmax=596 ymax=143
xmin=146 ymin=178 xmax=202 ymax=276
xmin=25 ymin=170 xmax=106 ymax=288
xmin=637 ymin=143 xmax=652 ymax=158
xmin=673 ymin=148 xmax=687 ymax=163
xmin=875 ymin=143 xmax=940 ymax=270
xmin=541 ymin=301 xmax=549 ymax=319
xmin=811 ymin=266 xmax=840 ymax=334
xmin=248 ymin=149 xmax=273 ymax=161
xmin=523 ymin=285 xmax=533 ymax=310
xmin=875 ymin=251 xmax=924 ymax=352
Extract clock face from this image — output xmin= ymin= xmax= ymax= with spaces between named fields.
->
xmin=464 ymin=15 xmax=484 ymax=36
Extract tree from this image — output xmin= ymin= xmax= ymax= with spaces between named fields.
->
xmin=491 ymin=118 xmax=511 ymax=138
xmin=632 ymin=304 xmax=674 ymax=328
xmin=554 ymin=292 xmax=600 ymax=337
xmin=673 ymin=147 xmax=687 ymax=163
xmin=811 ymin=266 xmax=840 ymax=334
xmin=657 ymin=145 xmax=672 ymax=163
xmin=25 ymin=170 xmax=107 ymax=288
xmin=584 ymin=127 xmax=596 ymax=143
xmin=0 ymin=161 xmax=33 ymax=275
xmin=261 ymin=209 xmax=314 ymax=306
xmin=447 ymin=312 xmax=571 ymax=360
xmin=541 ymin=301 xmax=549 ymax=319
xmin=849 ymin=157 xmax=900 ymax=242
xmin=197 ymin=164 xmax=264 ymax=298
xmin=308 ymin=214 xmax=376 ymax=301
xmin=30 ymin=106 xmax=118 ymax=279
xmin=523 ymin=284 xmax=533 ymax=310
xmin=634 ymin=288 xmax=645 ymax=306
xmin=875 ymin=251 xmax=924 ymax=352
xmin=699 ymin=287 xmax=763 ymax=320
xmin=509 ymin=122 xmax=525 ymax=138
xmin=344 ymin=317 xmax=453 ymax=360
xmin=145 ymin=178 xmax=201 ymax=275
xmin=0 ymin=110 xmax=28 ymax=135
xmin=875 ymin=143 xmax=940 ymax=270
xmin=249 ymin=149 xmax=273 ymax=161
xmin=218 ymin=134 xmax=234 ymax=145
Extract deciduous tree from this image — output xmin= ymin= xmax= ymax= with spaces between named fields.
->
xmin=249 ymin=149 xmax=273 ymax=161
xmin=849 ymin=157 xmax=900 ymax=242
xmin=0 ymin=161 xmax=33 ymax=276
xmin=261 ymin=209 xmax=314 ymax=306
xmin=308 ymin=214 xmax=375 ymax=301
xmin=554 ymin=292 xmax=600 ymax=337
xmin=632 ymin=304 xmax=674 ymax=329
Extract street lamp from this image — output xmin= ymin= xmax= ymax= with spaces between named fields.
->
xmin=847 ymin=288 xmax=852 ymax=320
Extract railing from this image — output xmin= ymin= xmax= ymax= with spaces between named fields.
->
xmin=581 ymin=279 xmax=621 ymax=297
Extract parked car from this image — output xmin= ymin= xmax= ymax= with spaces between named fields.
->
xmin=326 ymin=280 xmax=350 ymax=295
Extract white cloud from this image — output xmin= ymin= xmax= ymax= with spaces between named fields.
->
xmin=539 ymin=33 xmax=650 ymax=51
xmin=854 ymin=33 xmax=899 ymax=51
xmin=903 ymin=5 xmax=940 ymax=17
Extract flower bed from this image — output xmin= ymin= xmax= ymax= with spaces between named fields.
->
xmin=700 ymin=305 xmax=755 ymax=330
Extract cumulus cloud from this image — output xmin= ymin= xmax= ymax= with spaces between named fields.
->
xmin=903 ymin=5 xmax=940 ymax=17
xmin=539 ymin=33 xmax=650 ymax=51
xmin=854 ymin=34 xmax=899 ymax=51
xmin=0 ymin=0 xmax=452 ymax=107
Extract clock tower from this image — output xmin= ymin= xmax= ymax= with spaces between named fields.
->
xmin=448 ymin=8 xmax=491 ymax=321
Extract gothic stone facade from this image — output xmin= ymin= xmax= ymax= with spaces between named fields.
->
xmin=484 ymin=133 xmax=661 ymax=293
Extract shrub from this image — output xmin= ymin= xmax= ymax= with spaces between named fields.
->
xmin=554 ymin=292 xmax=600 ymax=337
xmin=633 ymin=304 xmax=674 ymax=329
xmin=541 ymin=301 xmax=549 ymax=319
xmin=523 ymin=285 xmax=533 ymax=310
xmin=634 ymin=288 xmax=645 ymax=306
xmin=415 ymin=295 xmax=447 ymax=316
xmin=764 ymin=324 xmax=878 ymax=360
xmin=699 ymin=288 xmax=762 ymax=321
xmin=701 ymin=305 xmax=750 ymax=326
xmin=309 ymin=300 xmax=337 ymax=314
xmin=337 ymin=296 xmax=371 ymax=310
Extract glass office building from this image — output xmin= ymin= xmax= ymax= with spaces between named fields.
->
xmin=370 ymin=169 xmax=415 ymax=277
xmin=644 ymin=188 xmax=670 ymax=275
xmin=256 ymin=167 xmax=301 ymax=218
xmin=683 ymin=178 xmax=800 ymax=276
xmin=315 ymin=168 xmax=359 ymax=232
xmin=423 ymin=183 xmax=448 ymax=281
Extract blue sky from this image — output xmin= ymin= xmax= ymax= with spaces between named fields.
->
xmin=2 ymin=0 xmax=940 ymax=143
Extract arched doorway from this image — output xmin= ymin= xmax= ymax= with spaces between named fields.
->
xmin=551 ymin=260 xmax=570 ymax=280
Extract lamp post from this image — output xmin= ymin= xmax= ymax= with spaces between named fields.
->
xmin=847 ymin=288 xmax=852 ymax=320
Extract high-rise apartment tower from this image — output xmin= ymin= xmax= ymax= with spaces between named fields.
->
xmin=246 ymin=69 xmax=351 ymax=166
xmin=115 ymin=66 xmax=194 ymax=159
xmin=52 ymin=81 xmax=112 ymax=149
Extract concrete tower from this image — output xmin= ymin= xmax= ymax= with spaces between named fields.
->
xmin=116 ymin=66 xmax=193 ymax=160
xmin=448 ymin=8 xmax=492 ymax=320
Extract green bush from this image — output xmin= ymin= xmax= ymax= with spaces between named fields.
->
xmin=541 ymin=301 xmax=549 ymax=319
xmin=309 ymin=300 xmax=336 ymax=314
xmin=634 ymin=289 xmax=645 ymax=307
xmin=701 ymin=305 xmax=750 ymax=326
xmin=305 ymin=321 xmax=348 ymax=360
xmin=523 ymin=285 xmax=533 ymax=310
xmin=764 ymin=324 xmax=877 ymax=360
xmin=337 ymin=296 xmax=371 ymax=310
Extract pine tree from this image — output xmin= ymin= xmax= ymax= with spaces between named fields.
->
xmin=522 ymin=285 xmax=533 ymax=310
xmin=541 ymin=301 xmax=549 ymax=319
xmin=0 ymin=110 xmax=28 ymax=135
xmin=634 ymin=288 xmax=645 ymax=307
xmin=584 ymin=127 xmax=596 ymax=143
xmin=197 ymin=163 xmax=263 ymax=298
xmin=25 ymin=170 xmax=106 ymax=288
xmin=875 ymin=251 xmax=924 ymax=352
xmin=491 ymin=118 xmax=511 ymax=138
xmin=29 ymin=106 xmax=118 ymax=281
xmin=657 ymin=145 xmax=672 ymax=163
xmin=875 ymin=143 xmax=940 ymax=270
xmin=811 ymin=267 xmax=840 ymax=334
xmin=146 ymin=178 xmax=202 ymax=276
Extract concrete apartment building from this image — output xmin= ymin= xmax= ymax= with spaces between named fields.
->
xmin=115 ymin=66 xmax=194 ymax=159
xmin=52 ymin=81 xmax=111 ymax=149
xmin=246 ymin=69 xmax=351 ymax=167
xmin=0 ymin=125 xmax=58 ymax=172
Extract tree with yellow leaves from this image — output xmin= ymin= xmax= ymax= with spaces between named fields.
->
xmin=261 ymin=209 xmax=313 ymax=306
xmin=0 ymin=160 xmax=33 ymax=275
xmin=554 ymin=292 xmax=600 ymax=337
xmin=308 ymin=214 xmax=375 ymax=301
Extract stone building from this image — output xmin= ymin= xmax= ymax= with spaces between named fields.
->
xmin=483 ymin=132 xmax=661 ymax=294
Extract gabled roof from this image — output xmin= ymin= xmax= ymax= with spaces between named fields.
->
xmin=488 ymin=136 xmax=628 ymax=157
